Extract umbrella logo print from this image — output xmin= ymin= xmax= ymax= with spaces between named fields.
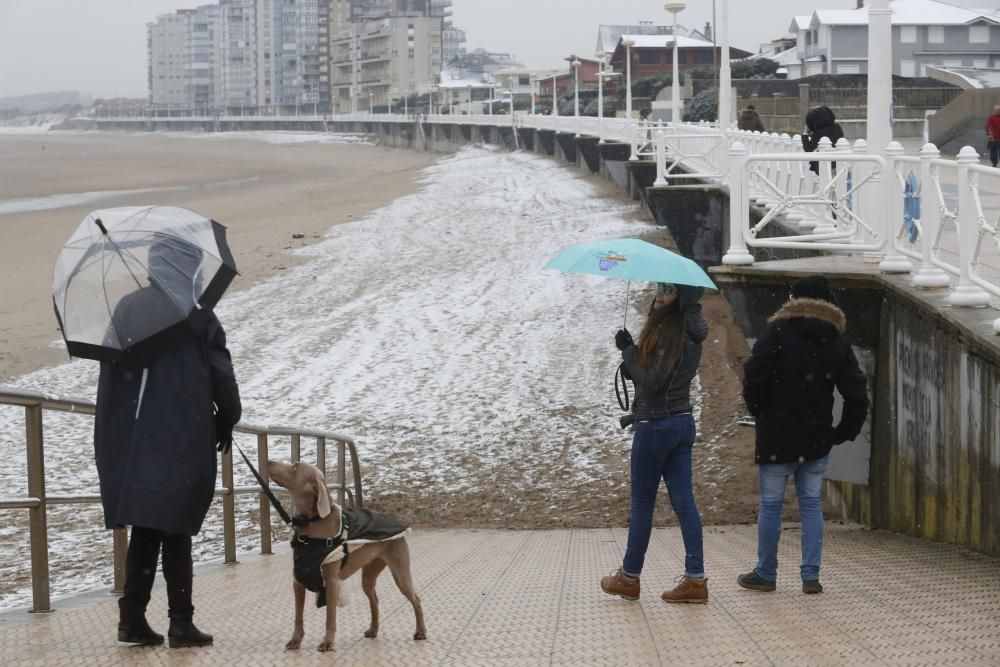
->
xmin=598 ymin=253 xmax=626 ymax=272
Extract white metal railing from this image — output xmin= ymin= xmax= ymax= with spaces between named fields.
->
xmin=724 ymin=136 xmax=1000 ymax=334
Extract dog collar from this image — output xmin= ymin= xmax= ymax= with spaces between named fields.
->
xmin=291 ymin=514 xmax=322 ymax=527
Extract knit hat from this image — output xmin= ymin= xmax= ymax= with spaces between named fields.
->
xmin=791 ymin=275 xmax=834 ymax=303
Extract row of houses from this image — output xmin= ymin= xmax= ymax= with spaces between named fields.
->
xmin=148 ymin=0 xmax=467 ymax=114
xmin=758 ymin=0 xmax=1000 ymax=79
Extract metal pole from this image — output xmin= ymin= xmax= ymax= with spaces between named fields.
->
xmin=574 ymin=62 xmax=580 ymax=118
xmin=316 ymin=436 xmax=327 ymax=477
xmin=718 ymin=0 xmax=732 ymax=130
xmin=552 ymin=78 xmax=558 ymax=116
xmin=26 ymin=403 xmax=51 ymax=613
xmin=291 ymin=434 xmax=301 ymax=462
xmin=625 ymin=41 xmax=634 ymax=119
xmin=222 ymin=444 xmax=236 ymax=564
xmin=112 ymin=528 xmax=128 ymax=595
xmin=671 ymin=12 xmax=681 ymax=125
xmin=866 ymin=0 xmax=892 ymax=162
xmin=597 ymin=55 xmax=605 ymax=141
xmin=337 ymin=440 xmax=346 ymax=507
xmin=257 ymin=433 xmax=272 ymax=555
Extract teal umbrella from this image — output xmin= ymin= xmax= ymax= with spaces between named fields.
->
xmin=544 ymin=237 xmax=718 ymax=327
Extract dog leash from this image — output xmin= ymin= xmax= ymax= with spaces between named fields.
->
xmin=234 ymin=443 xmax=295 ymax=525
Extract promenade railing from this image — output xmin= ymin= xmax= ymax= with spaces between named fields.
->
xmin=0 ymin=385 xmax=363 ymax=614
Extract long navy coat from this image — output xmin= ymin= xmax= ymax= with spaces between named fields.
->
xmin=94 ymin=311 xmax=241 ymax=536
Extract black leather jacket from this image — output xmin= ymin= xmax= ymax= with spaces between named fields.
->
xmin=622 ymin=302 xmax=709 ymax=421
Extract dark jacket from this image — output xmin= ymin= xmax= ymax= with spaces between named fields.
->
xmin=738 ymin=108 xmax=765 ymax=133
xmin=622 ymin=286 xmax=709 ymax=420
xmin=743 ymin=297 xmax=868 ymax=465
xmin=802 ymin=106 xmax=845 ymax=174
xmin=94 ymin=313 xmax=241 ymax=536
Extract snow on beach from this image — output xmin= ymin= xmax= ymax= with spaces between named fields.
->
xmin=0 ymin=146 xmax=654 ymax=611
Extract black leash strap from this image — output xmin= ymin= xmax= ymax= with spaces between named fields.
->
xmin=235 ymin=443 xmax=293 ymax=525
xmin=615 ymin=362 xmax=631 ymax=412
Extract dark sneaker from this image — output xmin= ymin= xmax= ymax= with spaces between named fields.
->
xmin=802 ymin=580 xmax=823 ymax=594
xmin=661 ymin=575 xmax=708 ymax=603
xmin=737 ymin=569 xmax=776 ymax=592
xmin=600 ymin=568 xmax=640 ymax=601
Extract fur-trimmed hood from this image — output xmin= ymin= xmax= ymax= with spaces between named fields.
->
xmin=768 ymin=297 xmax=846 ymax=334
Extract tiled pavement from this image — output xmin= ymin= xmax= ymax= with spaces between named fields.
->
xmin=2 ymin=524 xmax=999 ymax=666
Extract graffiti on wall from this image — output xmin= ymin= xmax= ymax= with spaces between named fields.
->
xmin=896 ymin=332 xmax=944 ymax=481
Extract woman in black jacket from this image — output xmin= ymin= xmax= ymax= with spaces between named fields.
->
xmin=738 ymin=275 xmax=867 ymax=595
xmin=601 ymin=283 xmax=710 ymax=604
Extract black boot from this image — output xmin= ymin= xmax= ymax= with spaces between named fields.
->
xmin=118 ymin=615 xmax=164 ymax=646
xmin=118 ymin=527 xmax=164 ymax=645
xmin=167 ymin=619 xmax=213 ymax=648
xmin=162 ymin=533 xmax=211 ymax=647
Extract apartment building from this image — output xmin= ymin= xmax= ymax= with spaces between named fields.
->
xmin=148 ymin=11 xmax=192 ymax=108
xmin=330 ymin=14 xmax=441 ymax=111
xmin=186 ymin=5 xmax=223 ymax=109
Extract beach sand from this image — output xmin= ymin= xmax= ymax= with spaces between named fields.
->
xmin=0 ymin=132 xmax=438 ymax=381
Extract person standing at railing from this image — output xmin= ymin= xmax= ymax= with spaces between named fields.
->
xmin=737 ymin=275 xmax=868 ymax=595
xmin=601 ymin=283 xmax=710 ymax=604
xmin=738 ymin=104 xmax=765 ymax=133
xmin=984 ymin=105 xmax=1000 ymax=167
xmin=801 ymin=106 xmax=844 ymax=174
xmin=94 ymin=237 xmax=242 ymax=648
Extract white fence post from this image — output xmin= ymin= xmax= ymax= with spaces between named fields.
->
xmin=880 ymin=141 xmax=914 ymax=273
xmin=912 ymin=143 xmax=951 ymax=288
xmin=949 ymin=146 xmax=991 ymax=306
xmin=813 ymin=137 xmax=837 ymax=235
xmin=722 ymin=141 xmax=754 ymax=265
xmin=654 ymin=130 xmax=668 ymax=186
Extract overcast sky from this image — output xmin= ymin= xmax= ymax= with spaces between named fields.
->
xmin=6 ymin=0 xmax=994 ymax=99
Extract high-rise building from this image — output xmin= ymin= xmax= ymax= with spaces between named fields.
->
xmin=148 ymin=10 xmax=194 ymax=109
xmin=148 ymin=5 xmax=224 ymax=112
xmin=219 ymin=0 xmax=258 ymax=112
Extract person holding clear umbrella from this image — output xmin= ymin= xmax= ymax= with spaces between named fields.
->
xmin=54 ymin=208 xmax=242 ymax=647
xmin=600 ymin=281 xmax=710 ymax=604
xmin=94 ymin=235 xmax=242 ymax=647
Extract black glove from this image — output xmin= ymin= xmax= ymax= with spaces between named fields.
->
xmin=215 ymin=410 xmax=235 ymax=454
xmin=615 ymin=328 xmax=634 ymax=351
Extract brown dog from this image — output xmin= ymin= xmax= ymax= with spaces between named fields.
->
xmin=266 ymin=459 xmax=427 ymax=652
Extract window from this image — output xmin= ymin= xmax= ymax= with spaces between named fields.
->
xmin=900 ymin=26 xmax=917 ymax=43
xmin=900 ymin=60 xmax=916 ymax=77
xmin=943 ymin=59 xmax=963 ymax=68
xmin=408 ymin=47 xmax=414 ymax=59
xmin=974 ymin=59 xmax=988 ymax=68
xmin=837 ymin=64 xmax=860 ymax=74
xmin=638 ymin=51 xmax=660 ymax=65
xmin=970 ymin=25 xmax=990 ymax=43
xmin=928 ymin=26 xmax=944 ymax=44
xmin=518 ymin=75 xmax=530 ymax=85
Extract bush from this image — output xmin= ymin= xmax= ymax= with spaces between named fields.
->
xmin=731 ymin=58 xmax=780 ymax=79
xmin=683 ymin=89 xmax=717 ymax=122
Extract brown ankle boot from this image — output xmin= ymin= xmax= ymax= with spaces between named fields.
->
xmin=600 ymin=569 xmax=640 ymax=601
xmin=661 ymin=575 xmax=708 ymax=603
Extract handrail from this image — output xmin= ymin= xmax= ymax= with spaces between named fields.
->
xmin=0 ymin=385 xmax=364 ymax=613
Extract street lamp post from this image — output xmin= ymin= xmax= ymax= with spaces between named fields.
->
xmin=623 ymin=37 xmax=635 ymax=119
xmin=718 ymin=0 xmax=732 ymax=130
xmin=467 ymin=85 xmax=472 ymax=114
xmin=369 ymin=92 xmax=374 ymax=114
xmin=572 ymin=58 xmax=581 ymax=119
xmin=552 ymin=76 xmax=558 ymax=116
xmin=595 ymin=50 xmax=606 ymax=134
xmin=530 ymin=75 xmax=536 ymax=114
xmin=666 ymin=2 xmax=686 ymax=125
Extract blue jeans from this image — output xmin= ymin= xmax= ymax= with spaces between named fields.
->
xmin=622 ymin=415 xmax=704 ymax=579
xmin=755 ymin=455 xmax=829 ymax=582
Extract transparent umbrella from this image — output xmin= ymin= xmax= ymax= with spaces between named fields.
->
xmin=52 ymin=206 xmax=237 ymax=360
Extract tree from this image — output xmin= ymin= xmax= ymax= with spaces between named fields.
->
xmin=682 ymin=89 xmax=717 ymax=122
